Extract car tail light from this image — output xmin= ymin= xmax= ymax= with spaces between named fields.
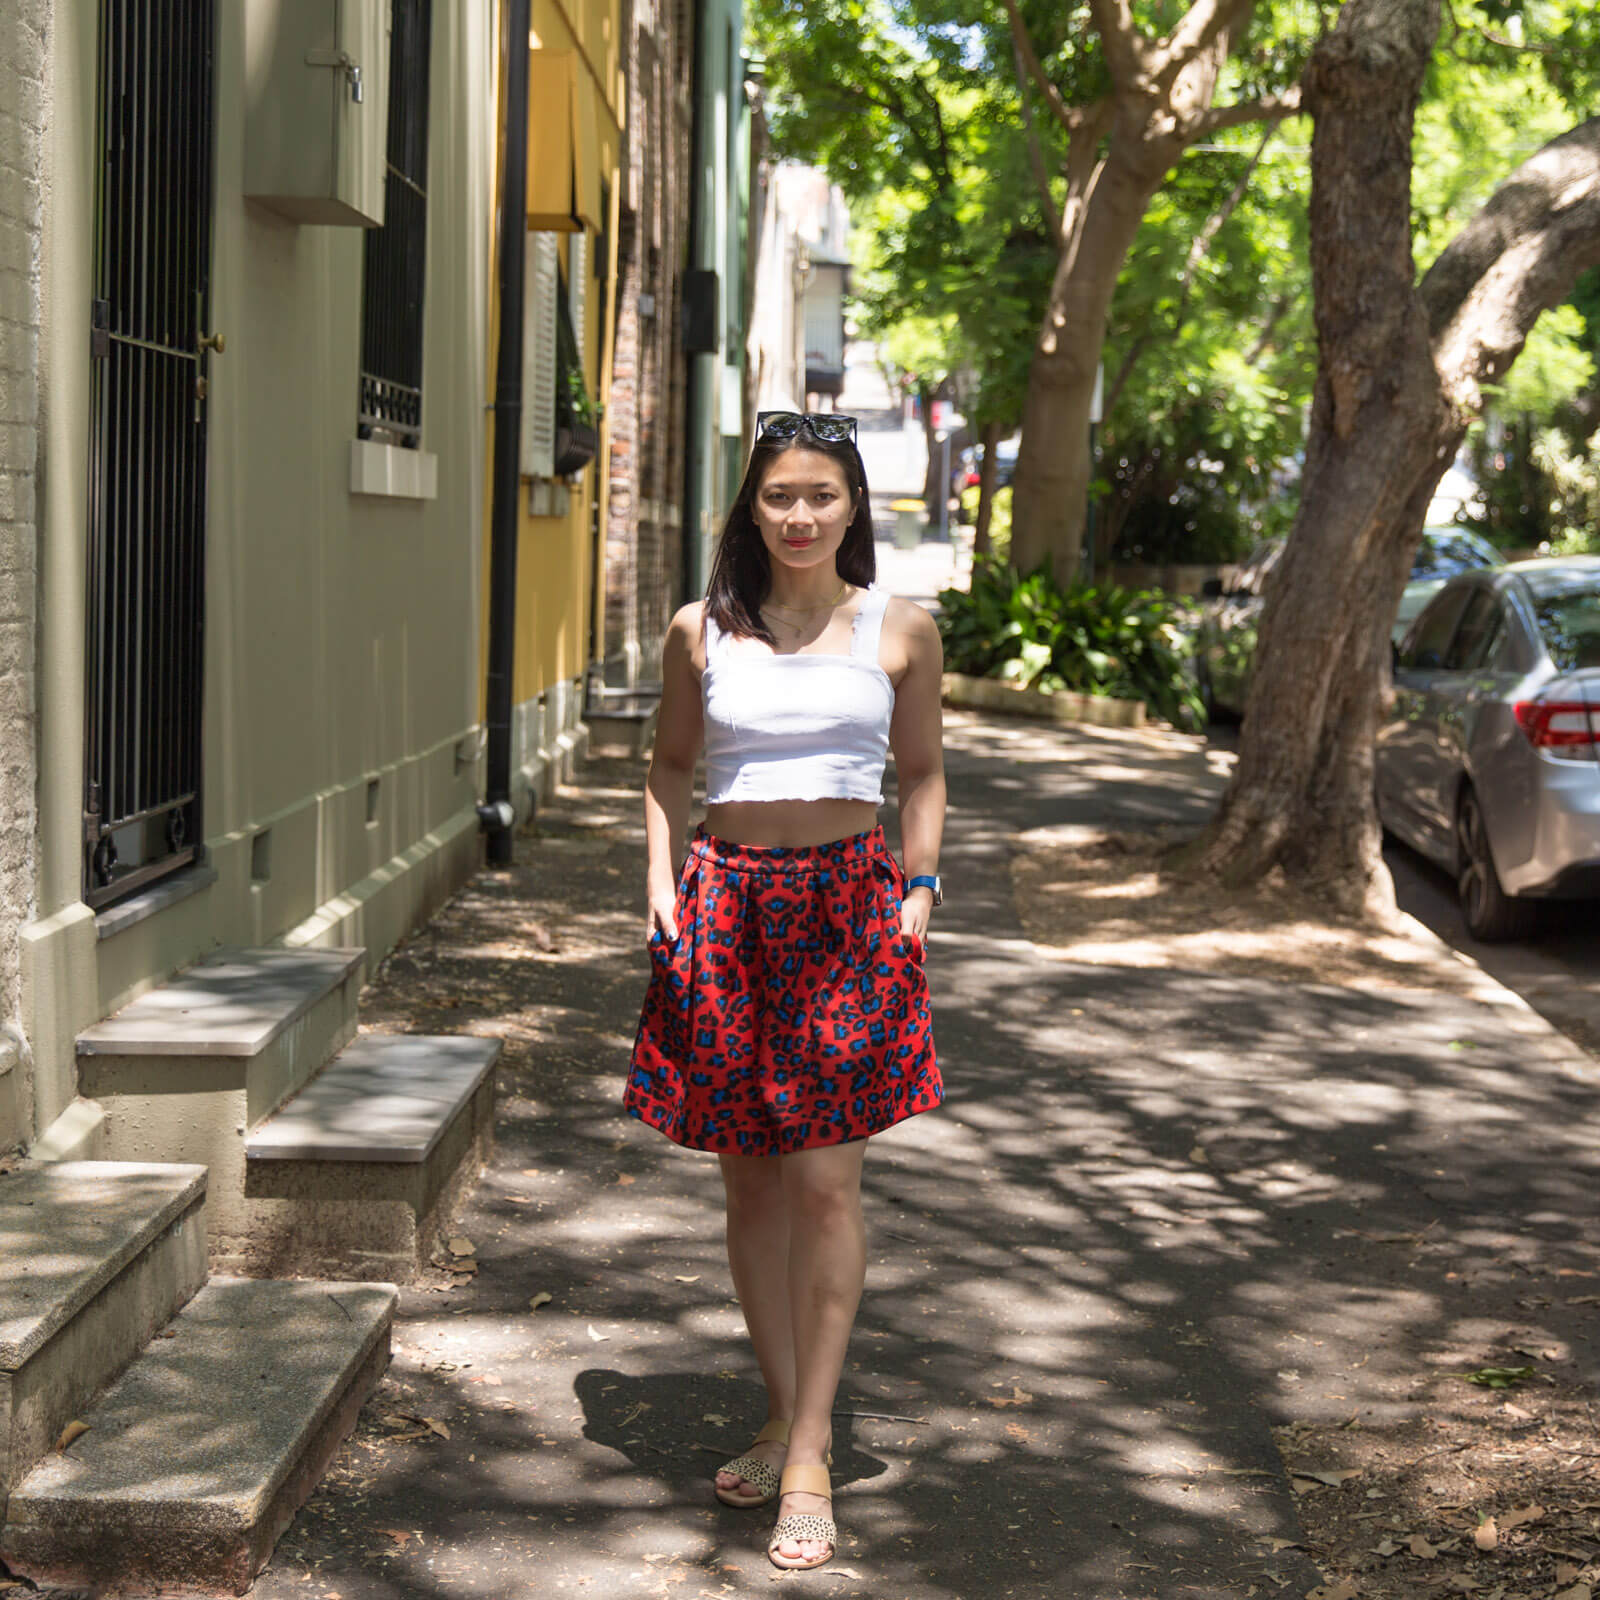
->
xmin=1513 ymin=700 xmax=1600 ymax=749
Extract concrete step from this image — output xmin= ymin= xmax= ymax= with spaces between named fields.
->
xmin=0 ymin=1162 xmax=208 ymax=1507
xmin=76 ymin=948 xmax=365 ymax=1265
xmin=239 ymin=1033 xmax=500 ymax=1280
xmin=0 ymin=1276 xmax=396 ymax=1597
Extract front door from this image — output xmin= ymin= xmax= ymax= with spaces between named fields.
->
xmin=83 ymin=1 xmax=217 ymax=908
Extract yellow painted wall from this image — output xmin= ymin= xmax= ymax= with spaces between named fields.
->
xmin=481 ymin=0 xmax=622 ymax=713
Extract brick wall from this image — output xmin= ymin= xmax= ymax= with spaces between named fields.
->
xmin=604 ymin=0 xmax=691 ymax=686
xmin=0 ymin=0 xmax=46 ymax=1147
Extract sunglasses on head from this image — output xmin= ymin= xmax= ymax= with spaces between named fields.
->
xmin=756 ymin=411 xmax=858 ymax=445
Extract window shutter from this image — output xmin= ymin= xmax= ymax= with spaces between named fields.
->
xmin=568 ymin=231 xmax=588 ymax=354
xmin=522 ymin=231 xmax=559 ymax=478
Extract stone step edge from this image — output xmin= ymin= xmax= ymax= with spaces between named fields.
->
xmin=245 ymin=1033 xmax=503 ymax=1166
xmin=76 ymin=947 xmax=366 ymax=1059
xmin=0 ymin=1162 xmax=209 ymax=1373
xmin=0 ymin=1278 xmax=397 ymax=1596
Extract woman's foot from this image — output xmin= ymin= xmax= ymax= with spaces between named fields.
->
xmin=713 ymin=1418 xmax=790 ymax=1507
xmin=768 ymin=1460 xmax=836 ymax=1570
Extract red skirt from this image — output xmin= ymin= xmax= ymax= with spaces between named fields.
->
xmin=625 ymin=826 xmax=941 ymax=1156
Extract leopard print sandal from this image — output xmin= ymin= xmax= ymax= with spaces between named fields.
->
xmin=767 ymin=1462 xmax=836 ymax=1571
xmin=713 ymin=1418 xmax=790 ymax=1508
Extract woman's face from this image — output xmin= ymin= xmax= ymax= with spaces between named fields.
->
xmin=750 ymin=447 xmax=857 ymax=573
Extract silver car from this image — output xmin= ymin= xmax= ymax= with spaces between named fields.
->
xmin=1377 ymin=556 xmax=1600 ymax=940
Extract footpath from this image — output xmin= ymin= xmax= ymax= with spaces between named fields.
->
xmin=146 ymin=696 xmax=1594 ymax=1600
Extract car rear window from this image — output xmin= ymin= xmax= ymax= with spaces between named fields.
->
xmin=1411 ymin=531 xmax=1497 ymax=580
xmin=1534 ymin=586 xmax=1600 ymax=672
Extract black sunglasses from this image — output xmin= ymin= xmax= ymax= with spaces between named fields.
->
xmin=756 ymin=411 xmax=858 ymax=445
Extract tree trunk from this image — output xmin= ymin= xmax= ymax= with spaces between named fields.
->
xmin=974 ymin=418 xmax=1002 ymax=558
xmin=1007 ymin=15 xmax=1246 ymax=583
xmin=1182 ymin=0 xmax=1600 ymax=912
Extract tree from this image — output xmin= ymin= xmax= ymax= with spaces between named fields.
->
xmin=1000 ymin=0 xmax=1312 ymax=579
xmin=1178 ymin=0 xmax=1600 ymax=914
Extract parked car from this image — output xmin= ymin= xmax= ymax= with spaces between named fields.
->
xmin=1376 ymin=556 xmax=1600 ymax=940
xmin=1193 ymin=527 xmax=1503 ymax=720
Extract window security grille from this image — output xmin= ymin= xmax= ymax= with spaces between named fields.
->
xmin=83 ymin=0 xmax=215 ymax=908
xmin=358 ymin=0 xmax=433 ymax=447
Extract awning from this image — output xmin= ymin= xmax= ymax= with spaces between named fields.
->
xmin=527 ymin=49 xmax=602 ymax=233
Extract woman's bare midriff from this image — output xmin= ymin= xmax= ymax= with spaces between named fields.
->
xmin=703 ymin=798 xmax=881 ymax=848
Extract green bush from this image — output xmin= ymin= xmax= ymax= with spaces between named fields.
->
xmin=937 ymin=558 xmax=1204 ymax=731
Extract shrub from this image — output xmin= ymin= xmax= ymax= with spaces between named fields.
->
xmin=937 ymin=558 xmax=1204 ymax=731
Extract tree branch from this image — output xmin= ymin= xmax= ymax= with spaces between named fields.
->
xmin=999 ymin=0 xmax=1093 ymax=135
xmin=1011 ymin=32 xmax=1064 ymax=237
xmin=1422 ymin=117 xmax=1600 ymax=413
xmin=1151 ymin=0 xmax=1258 ymax=88
xmin=1087 ymin=0 xmax=1149 ymax=91
xmin=1183 ymin=87 xmax=1302 ymax=140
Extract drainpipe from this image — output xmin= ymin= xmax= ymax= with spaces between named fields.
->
xmin=481 ymin=0 xmax=532 ymax=866
xmin=679 ymin=2 xmax=710 ymax=607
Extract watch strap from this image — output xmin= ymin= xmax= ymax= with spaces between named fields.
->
xmin=908 ymin=874 xmax=942 ymax=906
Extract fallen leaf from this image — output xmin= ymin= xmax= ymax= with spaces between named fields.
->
xmin=988 ymin=1386 xmax=1033 ymax=1408
xmin=1473 ymin=1517 xmax=1498 ymax=1551
xmin=447 ymin=1236 xmax=476 ymax=1257
xmin=614 ymin=1174 xmax=636 ymax=1186
xmin=1556 ymin=1564 xmax=1584 ymax=1586
xmin=587 ymin=1325 xmax=610 ymax=1342
xmin=1567 ymin=1294 xmax=1600 ymax=1306
xmin=1501 ymin=1503 xmax=1543 ymax=1529
xmin=154 ymin=1329 xmax=177 ymax=1340
xmin=1292 ymin=1469 xmax=1362 ymax=1488
xmin=1552 ymin=1586 xmax=1593 ymax=1600
xmin=1375 ymin=1538 xmax=1402 ymax=1557
xmin=529 ymin=1291 xmax=553 ymax=1310
xmin=381 ymin=1529 xmax=411 ymax=1547
xmin=674 ymin=1275 xmax=701 ymax=1283
xmin=1409 ymin=1533 xmax=1439 ymax=1558
xmin=1189 ymin=1145 xmax=1209 ymax=1164
xmin=54 ymin=1420 xmax=90 ymax=1451
xmin=1457 ymin=1365 xmax=1534 ymax=1389
xmin=817 ymin=1570 xmax=863 ymax=1580
xmin=1307 ymin=1583 xmax=1357 ymax=1600
xmin=422 ymin=1417 xmax=451 ymax=1440
xmin=1263 ymin=1537 xmax=1304 ymax=1552
xmin=703 ymin=1413 xmax=731 ymax=1427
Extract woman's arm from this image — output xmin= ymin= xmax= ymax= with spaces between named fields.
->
xmin=644 ymin=603 xmax=706 ymax=939
xmin=887 ymin=600 xmax=946 ymax=943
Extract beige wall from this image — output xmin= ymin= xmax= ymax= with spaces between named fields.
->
xmin=21 ymin=0 xmax=496 ymax=1153
xmin=0 ymin=0 xmax=49 ymax=1150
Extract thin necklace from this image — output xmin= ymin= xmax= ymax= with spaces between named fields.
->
xmin=763 ymin=582 xmax=849 ymax=617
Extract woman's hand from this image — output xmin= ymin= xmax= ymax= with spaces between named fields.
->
xmin=901 ymin=884 xmax=934 ymax=946
xmin=648 ymin=881 xmax=680 ymax=943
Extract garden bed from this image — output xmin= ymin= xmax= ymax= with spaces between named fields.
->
xmin=940 ymin=670 xmax=1146 ymax=729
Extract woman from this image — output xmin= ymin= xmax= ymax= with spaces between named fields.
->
xmin=624 ymin=411 xmax=946 ymax=1571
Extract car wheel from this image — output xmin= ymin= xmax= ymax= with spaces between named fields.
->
xmin=1455 ymin=784 xmax=1540 ymax=942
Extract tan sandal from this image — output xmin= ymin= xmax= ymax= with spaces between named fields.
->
xmin=713 ymin=1418 xmax=790 ymax=1508
xmin=767 ymin=1461 xmax=837 ymax=1570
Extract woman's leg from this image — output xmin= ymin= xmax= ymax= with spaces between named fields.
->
xmin=715 ymin=1152 xmax=796 ymax=1496
xmin=772 ymin=1139 xmax=868 ymax=1562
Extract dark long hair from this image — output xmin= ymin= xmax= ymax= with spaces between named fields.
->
xmin=703 ymin=432 xmax=875 ymax=646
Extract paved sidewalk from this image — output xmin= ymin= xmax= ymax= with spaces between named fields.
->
xmin=201 ymin=711 xmax=1600 ymax=1600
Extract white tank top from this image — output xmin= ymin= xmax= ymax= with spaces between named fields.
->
xmin=701 ymin=586 xmax=895 ymax=806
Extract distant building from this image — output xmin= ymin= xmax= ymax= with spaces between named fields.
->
xmin=748 ymin=163 xmax=851 ymax=413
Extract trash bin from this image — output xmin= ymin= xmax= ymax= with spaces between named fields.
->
xmin=890 ymin=498 xmax=926 ymax=550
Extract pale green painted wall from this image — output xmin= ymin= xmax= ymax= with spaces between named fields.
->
xmin=22 ymin=0 xmax=498 ymax=1151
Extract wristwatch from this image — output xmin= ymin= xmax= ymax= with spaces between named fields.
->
xmin=908 ymin=874 xmax=943 ymax=907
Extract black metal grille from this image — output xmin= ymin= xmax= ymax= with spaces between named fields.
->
xmin=358 ymin=0 xmax=434 ymax=447
xmin=84 ymin=0 xmax=215 ymax=909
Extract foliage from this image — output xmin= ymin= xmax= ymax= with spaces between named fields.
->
xmin=937 ymin=558 xmax=1204 ymax=729
xmin=1529 ymin=424 xmax=1600 ymax=554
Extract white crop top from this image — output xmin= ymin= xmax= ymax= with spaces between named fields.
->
xmin=702 ymin=586 xmax=895 ymax=805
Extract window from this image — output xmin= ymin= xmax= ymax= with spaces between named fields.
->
xmin=1533 ymin=585 xmax=1600 ymax=672
xmin=358 ymin=0 xmax=433 ymax=447
xmin=1399 ymin=585 xmax=1473 ymax=672
xmin=1442 ymin=588 xmax=1502 ymax=671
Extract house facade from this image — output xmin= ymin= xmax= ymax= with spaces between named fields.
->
xmin=12 ymin=0 xmax=497 ymax=1161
